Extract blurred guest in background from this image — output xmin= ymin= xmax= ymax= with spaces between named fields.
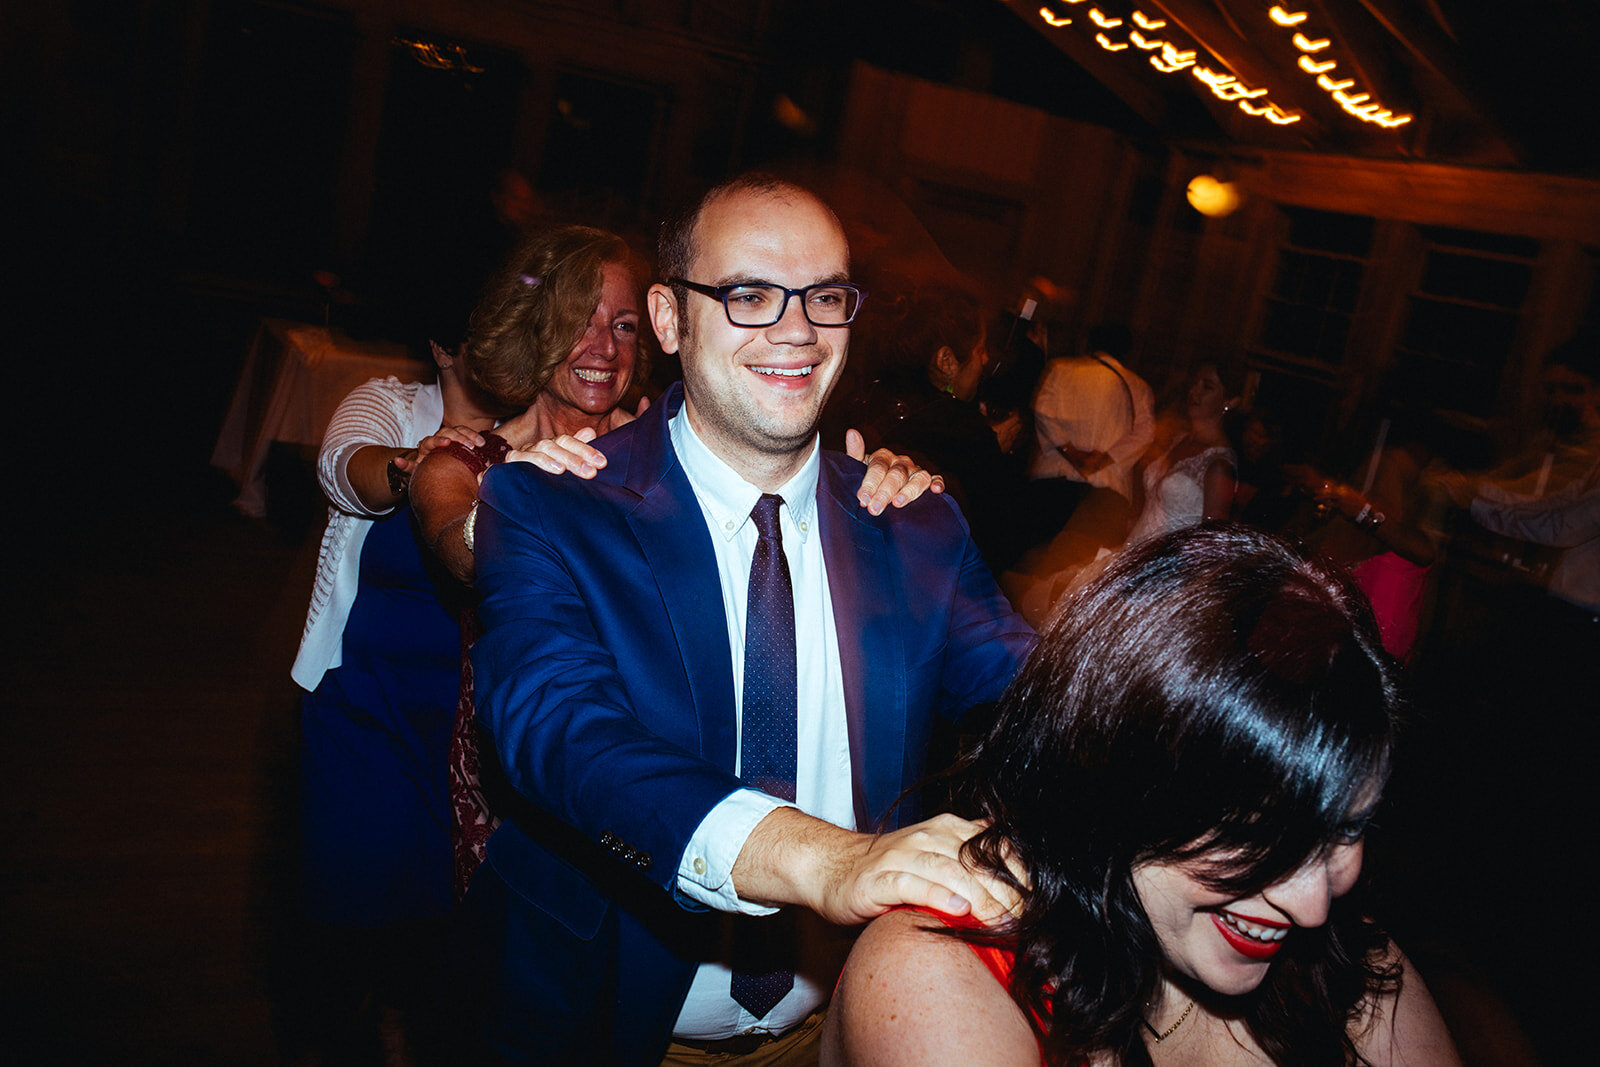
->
xmin=1465 ymin=335 xmax=1599 ymax=623
xmin=1124 ymin=361 xmax=1237 ymax=545
xmin=1293 ymin=411 xmax=1446 ymax=665
xmin=833 ymin=279 xmax=1029 ymax=572
xmin=824 ymin=523 xmax=1460 ymax=1067
xmin=1026 ymin=322 xmax=1154 ymax=551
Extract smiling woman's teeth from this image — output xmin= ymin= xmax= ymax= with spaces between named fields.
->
xmin=574 ymin=369 xmax=615 ymax=383
xmin=1220 ymin=914 xmax=1288 ymax=942
xmin=753 ymin=366 xmax=813 ymax=377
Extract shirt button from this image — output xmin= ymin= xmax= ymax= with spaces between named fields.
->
xmin=724 ymin=520 xmax=735 ymax=531
xmin=799 ymin=521 xmax=808 ymax=532
xmin=693 ymin=857 xmax=706 ymax=875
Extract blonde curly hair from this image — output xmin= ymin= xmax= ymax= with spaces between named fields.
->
xmin=464 ymin=225 xmax=646 ymax=409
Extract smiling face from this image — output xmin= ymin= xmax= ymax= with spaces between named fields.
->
xmin=650 ymin=187 xmax=851 ymax=488
xmin=539 ymin=259 xmax=641 ymax=432
xmin=1133 ymin=829 xmax=1368 ymax=997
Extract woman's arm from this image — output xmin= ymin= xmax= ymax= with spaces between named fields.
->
xmin=1352 ymin=948 xmax=1463 ymax=1067
xmin=410 ymin=445 xmax=489 ymax=583
xmin=821 ymin=910 xmax=1038 ymax=1067
xmin=1202 ymin=456 xmax=1237 ymax=522
xmin=1312 ymin=451 xmax=1439 ymax=566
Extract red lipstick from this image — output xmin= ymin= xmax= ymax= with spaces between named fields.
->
xmin=1211 ymin=913 xmax=1286 ymax=960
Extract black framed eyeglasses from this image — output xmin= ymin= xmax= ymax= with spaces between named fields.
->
xmin=670 ymin=278 xmax=866 ymax=327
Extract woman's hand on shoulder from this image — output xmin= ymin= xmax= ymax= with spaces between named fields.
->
xmin=821 ymin=909 xmax=1037 ymax=1067
xmin=845 ymin=429 xmax=945 ymax=516
xmin=395 ymin=424 xmax=488 ymax=475
xmin=507 ymin=426 xmax=607 ymax=478
xmin=1353 ymin=946 xmax=1463 ymax=1067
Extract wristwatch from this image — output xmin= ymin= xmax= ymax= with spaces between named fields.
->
xmin=387 ymin=455 xmax=412 ymax=495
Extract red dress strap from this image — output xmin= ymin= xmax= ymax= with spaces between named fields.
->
xmin=895 ymin=905 xmax=1017 ymax=988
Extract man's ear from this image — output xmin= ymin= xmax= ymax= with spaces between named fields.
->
xmin=933 ymin=345 xmax=960 ymax=385
xmin=647 ymin=284 xmax=681 ymax=355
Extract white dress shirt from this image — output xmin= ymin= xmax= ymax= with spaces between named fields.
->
xmin=1029 ymin=353 xmax=1155 ymax=501
xmin=666 ymin=408 xmax=857 ymax=1039
xmin=1472 ymin=457 xmax=1600 ymax=614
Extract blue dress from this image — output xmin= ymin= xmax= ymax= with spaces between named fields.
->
xmin=300 ymin=504 xmax=459 ymax=927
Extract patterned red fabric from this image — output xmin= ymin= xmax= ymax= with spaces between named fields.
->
xmin=449 ymin=607 xmax=496 ymax=899
xmin=435 ymin=431 xmax=511 ymax=478
xmin=439 ymin=434 xmax=511 ymax=899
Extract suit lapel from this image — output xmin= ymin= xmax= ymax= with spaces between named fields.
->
xmin=817 ymin=459 xmax=904 ymax=831
xmin=622 ymin=385 xmax=738 ymax=772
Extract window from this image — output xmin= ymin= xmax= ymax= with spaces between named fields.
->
xmin=1391 ymin=226 xmax=1536 ymax=416
xmin=1253 ymin=207 xmax=1374 ymax=372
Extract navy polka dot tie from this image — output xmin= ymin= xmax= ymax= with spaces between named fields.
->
xmin=730 ymin=493 xmax=797 ymax=1019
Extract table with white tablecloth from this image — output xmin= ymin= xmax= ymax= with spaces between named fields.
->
xmin=210 ymin=319 xmax=434 ymax=517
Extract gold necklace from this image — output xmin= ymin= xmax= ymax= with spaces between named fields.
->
xmin=1142 ymin=998 xmax=1195 ymax=1043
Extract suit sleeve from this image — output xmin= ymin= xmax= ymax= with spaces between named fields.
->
xmin=470 ymin=466 xmax=745 ymax=902
xmin=938 ymin=515 xmax=1037 ymax=719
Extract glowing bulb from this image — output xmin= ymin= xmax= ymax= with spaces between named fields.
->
xmin=1129 ymin=31 xmax=1164 ymax=49
xmin=1096 ymin=32 xmax=1129 ymax=51
xmin=1187 ymin=174 xmax=1241 ymax=217
xmin=1293 ymin=34 xmax=1331 ymax=52
xmin=1317 ymin=75 xmax=1355 ymax=92
xmin=1038 ymin=7 xmax=1072 ymax=26
xmin=1089 ymin=8 xmax=1123 ymax=28
xmin=1298 ymin=55 xmax=1338 ymax=74
xmin=1270 ymin=6 xmax=1309 ymax=26
xmin=1265 ymin=107 xmax=1302 ymax=124
xmin=1132 ymin=11 xmax=1167 ymax=30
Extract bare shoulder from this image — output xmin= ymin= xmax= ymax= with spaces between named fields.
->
xmin=1352 ymin=944 xmax=1463 ymax=1067
xmin=821 ymin=909 xmax=1038 ymax=1067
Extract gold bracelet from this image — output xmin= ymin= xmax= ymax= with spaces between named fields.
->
xmin=462 ymin=501 xmax=479 ymax=554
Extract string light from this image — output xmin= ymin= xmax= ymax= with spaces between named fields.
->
xmin=1032 ymin=2 xmax=1298 ymax=128
xmin=1266 ymin=8 xmax=1413 ymax=127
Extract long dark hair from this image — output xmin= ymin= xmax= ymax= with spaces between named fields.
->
xmin=954 ymin=523 xmax=1401 ymax=1065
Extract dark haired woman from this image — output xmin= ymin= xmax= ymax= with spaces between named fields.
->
xmin=823 ymin=524 xmax=1459 ymax=1066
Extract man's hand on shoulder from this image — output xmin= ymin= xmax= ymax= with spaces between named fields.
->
xmin=730 ymin=807 xmax=1021 ymax=927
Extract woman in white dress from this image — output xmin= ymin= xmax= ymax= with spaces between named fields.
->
xmin=1126 ymin=362 xmax=1239 ymax=544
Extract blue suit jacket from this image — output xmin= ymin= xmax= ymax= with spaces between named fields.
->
xmin=468 ymin=383 xmax=1034 ymax=1063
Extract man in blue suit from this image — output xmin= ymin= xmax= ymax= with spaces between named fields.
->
xmin=465 ymin=174 xmax=1036 ymax=1063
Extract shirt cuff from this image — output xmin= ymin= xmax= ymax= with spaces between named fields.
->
xmin=676 ymin=788 xmax=793 ymax=915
